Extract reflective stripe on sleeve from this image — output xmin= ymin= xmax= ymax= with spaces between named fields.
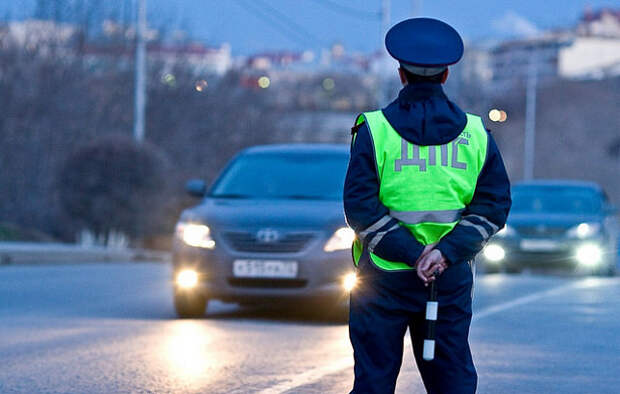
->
xmin=389 ymin=209 xmax=464 ymax=225
xmin=358 ymin=215 xmax=392 ymax=241
xmin=367 ymin=224 xmax=400 ymax=253
xmin=462 ymin=214 xmax=499 ymax=233
xmin=459 ymin=219 xmax=489 ymax=240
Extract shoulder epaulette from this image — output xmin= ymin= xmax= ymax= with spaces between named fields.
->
xmin=351 ymin=121 xmax=366 ymax=135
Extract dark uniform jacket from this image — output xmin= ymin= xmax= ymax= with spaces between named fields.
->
xmin=344 ymin=82 xmax=511 ymax=267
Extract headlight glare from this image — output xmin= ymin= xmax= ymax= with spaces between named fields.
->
xmin=324 ymin=227 xmax=356 ymax=252
xmin=176 ymin=222 xmax=215 ymax=249
xmin=483 ymin=244 xmax=505 ymax=262
xmin=342 ymin=272 xmax=358 ymax=292
xmin=567 ymin=222 xmax=601 ymax=239
xmin=176 ymin=269 xmax=199 ymax=288
xmin=575 ymin=243 xmax=602 ymax=266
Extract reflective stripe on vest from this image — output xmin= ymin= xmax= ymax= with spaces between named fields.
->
xmin=390 ymin=208 xmax=464 ymax=225
xmin=352 ymin=110 xmax=488 ymax=271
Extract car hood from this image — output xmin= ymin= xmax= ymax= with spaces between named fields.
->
xmin=180 ymin=198 xmax=346 ymax=231
xmin=507 ymin=212 xmax=603 ymax=228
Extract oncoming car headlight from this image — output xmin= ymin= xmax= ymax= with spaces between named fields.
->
xmin=483 ymin=244 xmax=505 ymax=262
xmin=324 ymin=227 xmax=356 ymax=252
xmin=342 ymin=272 xmax=358 ymax=292
xmin=176 ymin=269 xmax=199 ymax=288
xmin=575 ymin=243 xmax=603 ymax=266
xmin=176 ymin=222 xmax=215 ymax=249
xmin=566 ymin=222 xmax=601 ymax=239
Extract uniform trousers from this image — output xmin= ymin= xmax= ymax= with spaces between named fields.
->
xmin=349 ymin=251 xmax=477 ymax=394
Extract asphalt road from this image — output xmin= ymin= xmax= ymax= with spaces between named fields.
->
xmin=1 ymin=263 xmax=619 ymax=394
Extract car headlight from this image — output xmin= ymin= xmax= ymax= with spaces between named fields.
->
xmin=342 ymin=272 xmax=358 ymax=292
xmin=176 ymin=269 xmax=199 ymax=288
xmin=176 ymin=222 xmax=215 ymax=249
xmin=575 ymin=243 xmax=602 ymax=266
xmin=495 ymin=224 xmax=516 ymax=238
xmin=483 ymin=244 xmax=505 ymax=262
xmin=566 ymin=222 xmax=601 ymax=239
xmin=324 ymin=227 xmax=356 ymax=252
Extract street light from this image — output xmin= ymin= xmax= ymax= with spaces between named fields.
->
xmin=488 ymin=109 xmax=507 ymax=123
xmin=322 ymin=78 xmax=335 ymax=91
xmin=195 ymin=80 xmax=208 ymax=92
xmin=489 ymin=109 xmax=501 ymax=122
xmin=258 ymin=76 xmax=270 ymax=88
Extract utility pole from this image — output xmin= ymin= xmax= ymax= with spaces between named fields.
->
xmin=412 ymin=0 xmax=422 ymax=16
xmin=523 ymin=55 xmax=538 ymax=180
xmin=133 ymin=0 xmax=147 ymax=142
xmin=381 ymin=0 xmax=391 ymax=38
xmin=376 ymin=0 xmax=391 ymax=106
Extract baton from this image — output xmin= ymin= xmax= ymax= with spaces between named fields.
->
xmin=423 ymin=272 xmax=439 ymax=361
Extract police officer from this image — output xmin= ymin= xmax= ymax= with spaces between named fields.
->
xmin=344 ymin=18 xmax=511 ymax=393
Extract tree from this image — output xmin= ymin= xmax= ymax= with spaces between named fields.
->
xmin=56 ymin=134 xmax=168 ymax=245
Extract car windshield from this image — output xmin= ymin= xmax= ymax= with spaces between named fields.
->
xmin=210 ymin=151 xmax=348 ymax=200
xmin=511 ymin=186 xmax=601 ymax=214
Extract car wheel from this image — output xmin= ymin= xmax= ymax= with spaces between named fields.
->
xmin=174 ymin=292 xmax=208 ymax=318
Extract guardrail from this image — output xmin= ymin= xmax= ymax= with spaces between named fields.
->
xmin=0 ymin=242 xmax=170 ymax=265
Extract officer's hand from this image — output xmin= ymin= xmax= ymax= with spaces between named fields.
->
xmin=416 ymin=249 xmax=447 ymax=286
xmin=418 ymin=243 xmax=437 ymax=260
xmin=414 ymin=243 xmax=437 ymax=281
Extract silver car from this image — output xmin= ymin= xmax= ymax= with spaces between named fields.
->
xmin=171 ymin=144 xmax=356 ymax=317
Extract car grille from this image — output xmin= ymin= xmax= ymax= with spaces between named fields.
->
xmin=221 ymin=231 xmax=315 ymax=253
xmin=515 ymin=226 xmax=567 ymax=238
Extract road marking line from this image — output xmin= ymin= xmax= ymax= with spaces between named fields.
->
xmin=474 ymin=277 xmax=620 ymax=321
xmin=259 ymin=278 xmax=618 ymax=393
xmin=473 ymin=281 xmax=579 ymax=321
xmin=257 ymin=356 xmax=352 ymax=394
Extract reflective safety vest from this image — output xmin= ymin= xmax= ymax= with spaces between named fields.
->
xmin=352 ymin=110 xmax=488 ymax=271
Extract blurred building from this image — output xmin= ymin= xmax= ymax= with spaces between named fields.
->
xmin=558 ymin=36 xmax=620 ymax=79
xmin=562 ymin=8 xmax=620 ymax=79
xmin=488 ymin=7 xmax=620 ymax=90
xmin=245 ymin=50 xmax=315 ymax=71
xmin=489 ymin=32 xmax=573 ymax=90
xmin=242 ymin=44 xmax=378 ymax=112
xmin=0 ymin=19 xmax=76 ymax=50
xmin=82 ymin=42 xmax=232 ymax=76
xmin=459 ymin=43 xmax=493 ymax=84
xmin=577 ymin=8 xmax=620 ymax=37
xmin=149 ymin=43 xmax=232 ymax=75
xmin=0 ymin=19 xmax=233 ymax=76
xmin=244 ymin=43 xmax=371 ymax=75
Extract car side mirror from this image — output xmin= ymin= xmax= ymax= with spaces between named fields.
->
xmin=185 ymin=179 xmax=206 ymax=198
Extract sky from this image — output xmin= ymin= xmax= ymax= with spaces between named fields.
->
xmin=4 ymin=0 xmax=619 ymax=54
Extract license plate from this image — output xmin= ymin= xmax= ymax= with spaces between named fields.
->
xmin=520 ymin=239 xmax=560 ymax=251
xmin=233 ymin=260 xmax=298 ymax=278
